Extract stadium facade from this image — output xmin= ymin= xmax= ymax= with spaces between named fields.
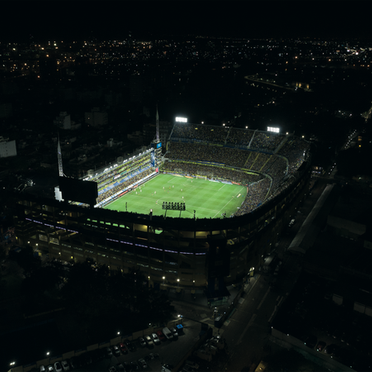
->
xmin=10 ymin=123 xmax=311 ymax=297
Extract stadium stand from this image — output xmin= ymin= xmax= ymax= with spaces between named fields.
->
xmin=84 ymin=149 xmax=155 ymax=205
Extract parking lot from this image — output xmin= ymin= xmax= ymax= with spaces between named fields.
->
xmin=54 ymin=320 xmax=202 ymax=372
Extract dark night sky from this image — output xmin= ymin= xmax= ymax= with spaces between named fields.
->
xmin=1 ymin=1 xmax=370 ymax=41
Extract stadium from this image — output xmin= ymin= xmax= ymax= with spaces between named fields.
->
xmin=12 ymin=119 xmax=311 ymax=300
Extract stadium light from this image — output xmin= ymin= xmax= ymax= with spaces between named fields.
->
xmin=267 ymin=126 xmax=280 ymax=133
xmin=175 ymin=117 xmax=187 ymax=123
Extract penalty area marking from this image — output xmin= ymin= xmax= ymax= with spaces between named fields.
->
xmin=212 ymin=197 xmax=236 ymax=219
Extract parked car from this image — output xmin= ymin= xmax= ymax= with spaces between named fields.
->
xmin=139 ymin=337 xmax=147 ymax=348
xmin=106 ymin=347 xmax=113 ymax=358
xmin=162 ymin=364 xmax=173 ymax=372
xmin=170 ymin=327 xmax=178 ymax=338
xmin=47 ymin=366 xmax=54 ymax=372
xmin=145 ymin=335 xmax=154 ymax=347
xmin=112 ymin=345 xmax=121 ymax=357
xmin=119 ymin=342 xmax=128 ymax=354
xmin=176 ymin=324 xmax=184 ymax=334
xmin=162 ymin=327 xmax=173 ymax=340
xmin=138 ymin=358 xmax=147 ymax=369
xmin=54 ymin=362 xmax=62 ymax=372
xmin=156 ymin=330 xmax=166 ymax=341
xmin=60 ymin=360 xmax=70 ymax=371
xmin=151 ymin=333 xmax=161 ymax=345
xmin=316 ymin=341 xmax=326 ymax=352
xmin=40 ymin=366 xmax=46 ymax=372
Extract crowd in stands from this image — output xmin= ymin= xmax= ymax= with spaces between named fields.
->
xmin=235 ymin=178 xmax=271 ymax=216
xmin=167 ymin=142 xmax=290 ymax=177
xmin=161 ymin=160 xmax=264 ymax=185
xmin=249 ymin=131 xmax=285 ymax=152
xmin=88 ymin=152 xmax=152 ymax=190
xmin=167 ymin=142 xmax=248 ymax=168
xmin=225 ymin=128 xmax=254 ymax=146
xmin=96 ymin=168 xmax=153 ymax=204
xmin=278 ymin=136 xmax=310 ymax=174
xmin=171 ymin=123 xmax=288 ymax=153
xmin=172 ymin=123 xmax=229 ymax=144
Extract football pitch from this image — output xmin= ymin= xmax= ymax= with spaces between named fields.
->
xmin=104 ymin=174 xmax=247 ymax=219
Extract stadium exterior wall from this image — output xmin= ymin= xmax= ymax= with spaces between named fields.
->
xmin=9 ymin=161 xmax=311 ymax=290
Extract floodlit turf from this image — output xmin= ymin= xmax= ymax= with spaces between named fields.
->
xmin=104 ymin=174 xmax=247 ymax=219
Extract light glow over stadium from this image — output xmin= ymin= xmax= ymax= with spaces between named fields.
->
xmin=175 ymin=116 xmax=188 ymax=123
xmin=267 ymin=126 xmax=280 ymax=133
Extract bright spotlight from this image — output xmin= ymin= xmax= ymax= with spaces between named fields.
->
xmin=267 ymin=126 xmax=280 ymax=133
xmin=175 ymin=117 xmax=188 ymax=123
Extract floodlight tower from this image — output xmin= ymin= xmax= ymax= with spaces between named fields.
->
xmin=57 ymin=134 xmax=64 ymax=177
xmin=55 ymin=134 xmax=64 ymax=201
xmin=150 ymin=105 xmax=162 ymax=169
xmin=156 ymin=103 xmax=160 ymax=143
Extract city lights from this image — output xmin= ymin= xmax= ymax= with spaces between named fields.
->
xmin=2 ymin=18 xmax=371 ymax=372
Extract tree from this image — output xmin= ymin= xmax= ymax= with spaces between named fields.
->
xmin=60 ymin=261 xmax=175 ymax=342
xmin=8 ymin=245 xmax=41 ymax=275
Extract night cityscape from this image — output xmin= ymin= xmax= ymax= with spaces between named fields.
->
xmin=1 ymin=2 xmax=372 ymax=372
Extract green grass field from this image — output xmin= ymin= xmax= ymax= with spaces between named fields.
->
xmin=104 ymin=174 xmax=247 ymax=219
